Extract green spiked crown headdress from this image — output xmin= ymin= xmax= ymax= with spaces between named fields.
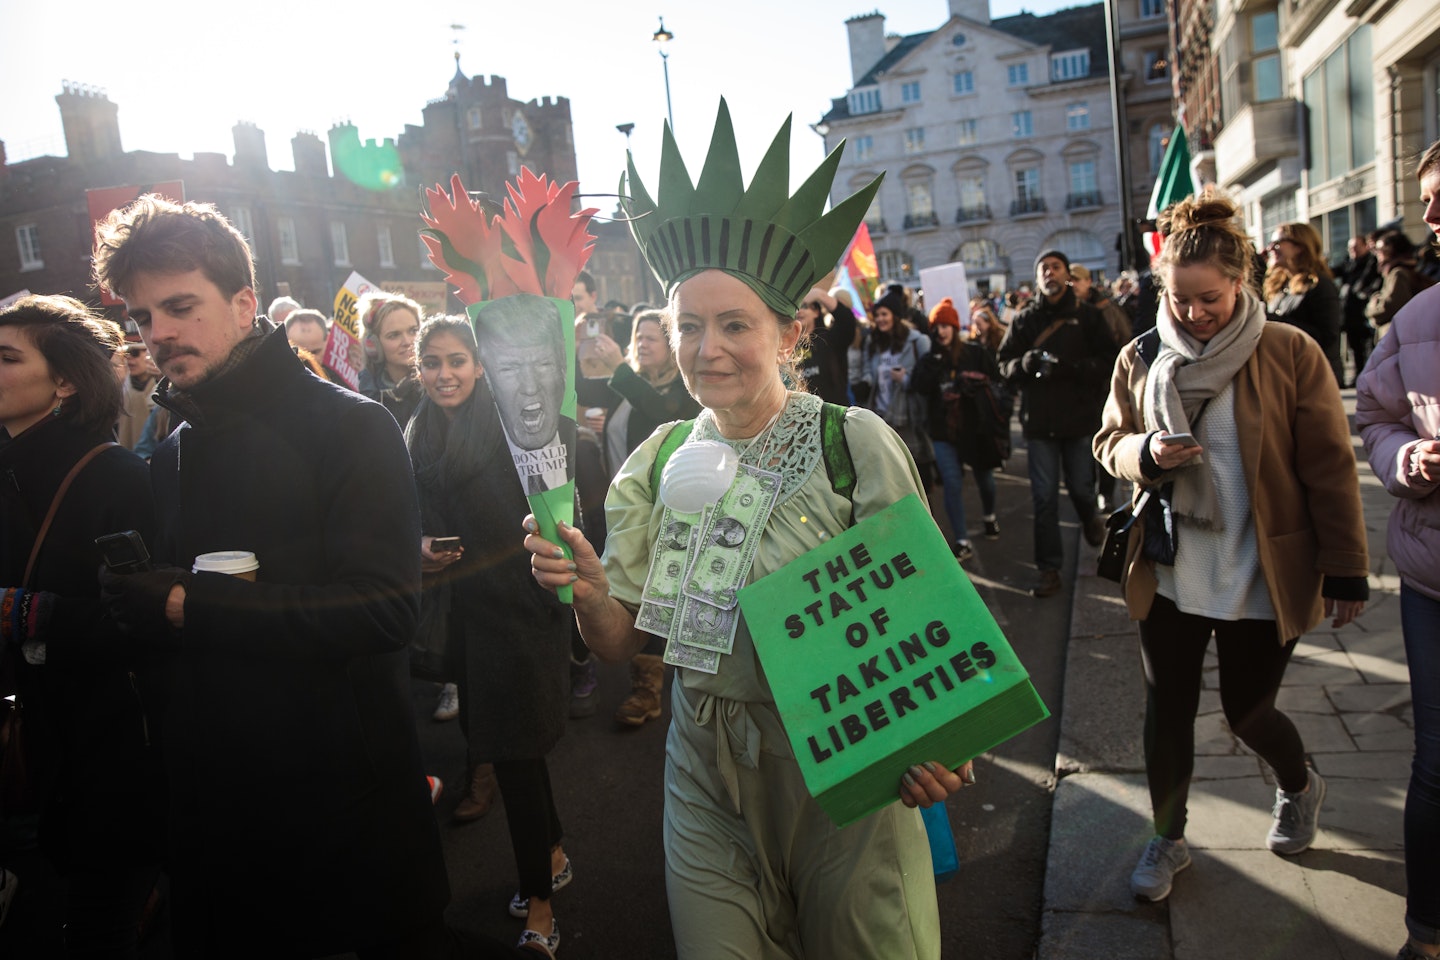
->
xmin=621 ymin=99 xmax=884 ymax=318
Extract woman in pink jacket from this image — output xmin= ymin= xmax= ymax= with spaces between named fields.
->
xmin=1355 ymin=137 xmax=1440 ymax=960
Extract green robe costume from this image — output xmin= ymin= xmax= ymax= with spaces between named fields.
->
xmin=603 ymin=393 xmax=942 ymax=959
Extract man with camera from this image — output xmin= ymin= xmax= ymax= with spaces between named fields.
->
xmin=998 ymin=249 xmax=1118 ymax=598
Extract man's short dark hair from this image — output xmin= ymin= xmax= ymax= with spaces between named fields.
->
xmin=575 ymin=271 xmax=597 ymax=295
xmin=93 ymin=195 xmax=256 ymax=302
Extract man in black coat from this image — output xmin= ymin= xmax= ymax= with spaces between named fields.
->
xmin=1334 ymin=235 xmax=1381 ymax=385
xmin=998 ymin=250 xmax=1118 ymax=599
xmin=91 ymin=197 xmax=465 ymax=958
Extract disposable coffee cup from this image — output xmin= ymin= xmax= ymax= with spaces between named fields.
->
xmin=585 ymin=407 xmax=605 ymax=419
xmin=193 ymin=551 xmax=259 ymax=581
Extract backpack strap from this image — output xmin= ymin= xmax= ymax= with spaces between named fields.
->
xmin=649 ymin=419 xmax=696 ymax=495
xmin=820 ymin=402 xmax=856 ymax=505
xmin=647 ymin=405 xmax=858 ymax=512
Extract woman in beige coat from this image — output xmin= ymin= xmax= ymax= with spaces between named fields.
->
xmin=1093 ymin=193 xmax=1369 ymax=903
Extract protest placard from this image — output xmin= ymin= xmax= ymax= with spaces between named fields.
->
xmin=739 ymin=494 xmax=1048 ymax=826
xmin=324 ymin=270 xmax=375 ymax=391
xmin=421 ymin=171 xmax=597 ymax=603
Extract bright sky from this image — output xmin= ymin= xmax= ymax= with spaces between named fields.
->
xmin=2 ymin=0 xmax=1079 ymax=204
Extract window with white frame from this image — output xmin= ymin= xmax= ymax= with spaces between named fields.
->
xmin=278 ymin=218 xmax=300 ymax=264
xmin=877 ymin=249 xmax=914 ymax=279
xmin=1007 ymin=63 xmax=1029 ymax=86
xmin=16 ymin=224 xmax=42 ymax=271
xmin=1251 ymin=12 xmax=1281 ymax=102
xmin=1012 ymin=111 xmax=1034 ymax=137
xmin=906 ymin=182 xmax=935 ymax=220
xmin=1015 ymin=168 xmax=1041 ymax=203
xmin=849 ymin=87 xmax=882 ymax=115
xmin=231 ymin=206 xmax=254 ymax=244
xmin=1066 ymin=103 xmax=1091 ymax=130
xmin=953 ymin=71 xmax=974 ymax=94
xmin=1051 ymin=50 xmax=1090 ymax=81
xmin=901 ymin=81 xmax=921 ymax=103
xmin=957 ymin=119 xmax=979 ymax=146
xmin=854 ymin=135 xmax=874 ymax=162
xmin=330 ymin=222 xmax=350 ymax=266
xmin=1069 ymin=160 xmax=1098 ymax=198
xmin=903 ymin=127 xmax=926 ymax=155
xmin=467 ymin=106 xmax=483 ymax=130
xmin=377 ymin=226 xmax=395 ymax=268
xmin=1141 ymin=0 xmax=1166 ymax=17
xmin=507 ymin=151 xmax=520 ymax=175
xmin=960 ymin=239 xmax=1001 ymax=271
xmin=957 ymin=176 xmax=988 ymax=219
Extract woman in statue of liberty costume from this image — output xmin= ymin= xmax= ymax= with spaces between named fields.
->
xmin=524 ymin=101 xmax=974 ymax=959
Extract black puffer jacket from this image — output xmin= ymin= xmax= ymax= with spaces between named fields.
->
xmin=149 ymin=326 xmax=447 ymax=955
xmin=997 ymin=289 xmax=1117 ymax=440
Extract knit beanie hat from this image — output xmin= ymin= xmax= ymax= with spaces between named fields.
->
xmin=928 ymin=297 xmax=960 ymax=328
xmin=1034 ymin=248 xmax=1071 ymax=272
xmin=873 ymin=288 xmax=908 ymax=319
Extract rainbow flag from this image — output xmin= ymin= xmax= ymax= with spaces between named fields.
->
xmin=837 ymin=223 xmax=880 ymax=311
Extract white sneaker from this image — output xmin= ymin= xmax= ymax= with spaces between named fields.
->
xmin=432 ymin=682 xmax=459 ymax=722
xmin=1130 ymin=835 xmax=1191 ymax=901
xmin=1267 ymin=768 xmax=1326 ymax=855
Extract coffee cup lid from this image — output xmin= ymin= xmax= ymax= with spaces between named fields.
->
xmin=192 ymin=551 xmax=259 ymax=575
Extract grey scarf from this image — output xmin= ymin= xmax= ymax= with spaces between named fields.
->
xmin=1140 ymin=290 xmax=1266 ymax=529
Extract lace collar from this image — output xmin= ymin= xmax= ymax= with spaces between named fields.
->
xmin=691 ymin=391 xmax=823 ymax=504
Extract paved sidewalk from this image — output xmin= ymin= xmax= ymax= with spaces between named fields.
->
xmin=1039 ymin=400 xmax=1413 ymax=960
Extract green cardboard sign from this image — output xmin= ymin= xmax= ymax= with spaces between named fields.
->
xmin=739 ymin=494 xmax=1049 ymax=826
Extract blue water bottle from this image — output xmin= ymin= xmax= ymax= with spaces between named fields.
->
xmin=921 ymin=802 xmax=960 ymax=883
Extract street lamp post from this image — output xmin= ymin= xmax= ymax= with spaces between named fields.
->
xmin=653 ymin=17 xmax=675 ymax=132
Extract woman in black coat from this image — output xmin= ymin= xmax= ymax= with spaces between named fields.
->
xmin=912 ymin=297 xmax=1007 ymax=560
xmin=1265 ymin=221 xmax=1344 ymax=387
xmin=0 ymin=295 xmax=162 ymax=956
xmin=407 ymin=317 xmax=571 ymax=957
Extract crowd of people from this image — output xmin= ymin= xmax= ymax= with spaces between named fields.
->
xmin=1 ymin=110 xmax=1437 ymax=960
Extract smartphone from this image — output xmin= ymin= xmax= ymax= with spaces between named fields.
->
xmin=95 ymin=530 xmax=152 ymax=574
xmin=1159 ymin=432 xmax=1198 ymax=446
xmin=431 ymin=536 xmax=462 ymax=552
xmin=584 ymin=317 xmax=600 ymax=338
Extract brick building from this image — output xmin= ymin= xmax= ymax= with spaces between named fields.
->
xmin=0 ymin=64 xmax=589 ymax=314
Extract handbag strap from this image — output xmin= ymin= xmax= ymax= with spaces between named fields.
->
xmin=1031 ymin=317 xmax=1069 ymax=350
xmin=23 ymin=442 xmax=116 ymax=588
xmin=1117 ymin=489 xmax=1153 ymax=533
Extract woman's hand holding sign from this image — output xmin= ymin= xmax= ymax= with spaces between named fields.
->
xmin=899 ymin=759 xmax=975 ymax=808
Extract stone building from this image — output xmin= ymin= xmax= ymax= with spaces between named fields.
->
xmin=818 ymin=0 xmax=1124 ymax=293
xmin=1113 ymin=0 xmax=1178 ymax=257
xmin=1180 ymin=0 xmax=1440 ymax=255
xmin=0 ymin=64 xmax=582 ymax=313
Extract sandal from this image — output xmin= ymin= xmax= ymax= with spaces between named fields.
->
xmin=517 ymin=918 xmax=560 ymax=957
xmin=508 ymin=857 xmax=572 ymax=918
